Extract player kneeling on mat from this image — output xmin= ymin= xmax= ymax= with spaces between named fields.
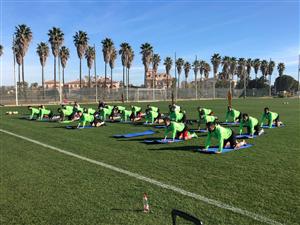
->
xmin=260 ymin=107 xmax=282 ymax=128
xmin=240 ymin=113 xmax=264 ymax=137
xmin=77 ymin=111 xmax=105 ymax=128
xmin=163 ymin=118 xmax=197 ymax=143
xmin=225 ymin=106 xmax=241 ymax=123
xmin=202 ymin=122 xmax=246 ymax=154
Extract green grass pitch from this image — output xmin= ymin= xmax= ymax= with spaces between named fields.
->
xmin=0 ymin=98 xmax=299 ymax=225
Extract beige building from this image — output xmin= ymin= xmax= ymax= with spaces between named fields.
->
xmin=44 ymin=80 xmax=63 ymax=89
xmin=145 ymin=69 xmax=174 ymax=89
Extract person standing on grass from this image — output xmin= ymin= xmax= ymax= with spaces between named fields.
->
xmin=225 ymin=106 xmax=241 ymax=122
xmin=203 ymin=122 xmax=246 ymax=153
xmin=239 ymin=113 xmax=264 ymax=137
xmin=260 ymin=107 xmax=282 ymax=128
xmin=38 ymin=105 xmax=53 ymax=120
xmin=77 ymin=111 xmax=105 ymax=128
xmin=163 ymin=118 xmax=197 ymax=142
xmin=28 ymin=106 xmax=40 ymax=120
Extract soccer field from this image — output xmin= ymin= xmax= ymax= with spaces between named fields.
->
xmin=0 ymin=98 xmax=299 ymax=225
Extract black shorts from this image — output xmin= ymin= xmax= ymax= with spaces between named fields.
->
xmin=236 ymin=113 xmax=242 ymax=121
xmin=223 ymin=129 xmax=237 ymax=148
xmin=275 ymin=115 xmax=280 ymax=122
xmin=247 ymin=124 xmax=261 ymax=135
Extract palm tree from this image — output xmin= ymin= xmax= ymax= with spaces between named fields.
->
xmin=246 ymin=58 xmax=252 ymax=78
xmin=184 ymin=62 xmax=191 ymax=88
xmin=221 ymin=56 xmax=231 ymax=80
xmin=0 ymin=45 xmax=3 ymax=57
xmin=12 ymin=39 xmax=22 ymax=85
xmin=126 ymin=47 xmax=134 ymax=101
xmin=48 ymin=27 xmax=64 ymax=88
xmin=268 ymin=60 xmax=275 ymax=96
xmin=203 ymin=62 xmax=211 ymax=79
xmin=59 ymin=46 xmax=70 ymax=86
xmin=237 ymin=58 xmax=247 ymax=98
xmin=101 ymin=38 xmax=114 ymax=89
xmin=229 ymin=57 xmax=237 ymax=93
xmin=74 ymin=31 xmax=89 ymax=88
xmin=36 ymin=42 xmax=49 ymax=98
xmin=277 ymin=63 xmax=285 ymax=76
xmin=175 ymin=58 xmax=184 ymax=89
xmin=260 ymin=60 xmax=269 ymax=77
xmin=163 ymin=57 xmax=173 ymax=91
xmin=253 ymin=58 xmax=261 ymax=80
xmin=211 ymin=53 xmax=221 ymax=98
xmin=119 ymin=42 xmax=130 ymax=88
xmin=14 ymin=24 xmax=33 ymax=85
xmin=85 ymin=46 xmax=95 ymax=88
xmin=152 ymin=54 xmax=161 ymax=88
xmin=109 ymin=47 xmax=117 ymax=89
xmin=192 ymin=60 xmax=199 ymax=98
xmin=140 ymin=43 xmax=153 ymax=87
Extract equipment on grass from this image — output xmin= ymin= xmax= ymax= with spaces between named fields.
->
xmin=154 ymin=125 xmax=166 ymax=129
xmin=113 ymin=130 xmax=155 ymax=138
xmin=197 ymin=144 xmax=253 ymax=154
xmin=143 ymin=139 xmax=183 ymax=144
xmin=143 ymin=193 xmax=149 ymax=213
xmin=220 ymin=122 xmax=240 ymax=126
xmin=261 ymin=124 xmax=285 ymax=128
xmin=65 ymin=125 xmax=93 ymax=129
xmin=236 ymin=134 xmax=258 ymax=139
xmin=171 ymin=209 xmax=203 ymax=225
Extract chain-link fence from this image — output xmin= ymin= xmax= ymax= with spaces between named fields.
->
xmin=0 ymin=85 xmax=274 ymax=106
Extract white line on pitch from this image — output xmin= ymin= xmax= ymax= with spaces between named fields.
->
xmin=0 ymin=128 xmax=283 ymax=225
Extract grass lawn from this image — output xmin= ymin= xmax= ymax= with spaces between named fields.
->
xmin=0 ymin=98 xmax=299 ymax=225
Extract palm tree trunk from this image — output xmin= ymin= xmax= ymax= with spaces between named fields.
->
xmin=54 ymin=57 xmax=56 ymax=89
xmin=89 ymin=68 xmax=91 ymax=88
xmin=62 ymin=68 xmax=65 ymax=86
xmin=110 ymin=67 xmax=113 ymax=89
xmin=104 ymin=63 xmax=107 ymax=89
xmin=177 ymin=73 xmax=180 ymax=89
xmin=269 ymin=75 xmax=271 ymax=97
xmin=126 ymin=67 xmax=129 ymax=102
xmin=195 ymin=74 xmax=197 ymax=99
xmin=185 ymin=77 xmax=187 ymax=88
xmin=18 ymin=64 xmax=20 ymax=89
xmin=122 ymin=66 xmax=125 ymax=88
xmin=42 ymin=66 xmax=45 ymax=99
xmin=21 ymin=57 xmax=24 ymax=84
xmin=79 ymin=58 xmax=82 ymax=88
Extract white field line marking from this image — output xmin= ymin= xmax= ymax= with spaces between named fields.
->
xmin=0 ymin=128 xmax=283 ymax=225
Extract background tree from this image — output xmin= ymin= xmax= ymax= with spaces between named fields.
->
xmin=229 ymin=57 xmax=237 ymax=93
xmin=274 ymin=75 xmax=299 ymax=93
xmin=203 ymin=62 xmax=211 ymax=79
xmin=119 ymin=42 xmax=130 ymax=88
xmin=140 ymin=43 xmax=153 ymax=87
xmin=268 ymin=60 xmax=275 ymax=96
xmin=175 ymin=58 xmax=184 ymax=89
xmin=74 ymin=31 xmax=89 ymax=88
xmin=48 ymin=27 xmax=64 ymax=88
xmin=12 ymin=39 xmax=22 ymax=85
xmin=152 ymin=54 xmax=161 ymax=88
xmin=260 ymin=60 xmax=269 ymax=77
xmin=126 ymin=47 xmax=134 ymax=99
xmin=253 ymin=58 xmax=261 ymax=80
xmin=59 ymin=46 xmax=70 ymax=86
xmin=184 ymin=61 xmax=191 ymax=88
xmin=277 ymin=63 xmax=285 ymax=76
xmin=85 ymin=46 xmax=95 ymax=88
xmin=109 ymin=47 xmax=117 ymax=89
xmin=211 ymin=53 xmax=221 ymax=98
xmin=246 ymin=58 xmax=252 ymax=78
xmin=15 ymin=24 xmax=33 ymax=85
xmin=36 ymin=42 xmax=49 ymax=98
xmin=163 ymin=57 xmax=172 ymax=90
xmin=0 ymin=45 xmax=3 ymax=57
xmin=192 ymin=60 xmax=199 ymax=98
xmin=237 ymin=58 xmax=247 ymax=97
xmin=101 ymin=38 xmax=114 ymax=89
xmin=221 ymin=56 xmax=231 ymax=80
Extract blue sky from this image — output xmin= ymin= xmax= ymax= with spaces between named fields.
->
xmin=0 ymin=0 xmax=299 ymax=86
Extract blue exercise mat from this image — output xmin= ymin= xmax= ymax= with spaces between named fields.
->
xmin=154 ymin=125 xmax=166 ymax=129
xmin=66 ymin=125 xmax=93 ymax=129
xmin=220 ymin=122 xmax=240 ymax=125
xmin=114 ymin=130 xmax=155 ymax=138
xmin=236 ymin=134 xmax=258 ymax=139
xmin=143 ymin=139 xmax=183 ymax=144
xmin=190 ymin=129 xmax=208 ymax=133
xmin=262 ymin=124 xmax=285 ymax=129
xmin=198 ymin=144 xmax=253 ymax=154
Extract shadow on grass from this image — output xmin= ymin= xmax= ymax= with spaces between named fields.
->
xmin=111 ymin=208 xmax=143 ymax=213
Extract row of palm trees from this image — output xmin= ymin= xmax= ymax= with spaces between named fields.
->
xmin=0 ymin=24 xmax=287 ymax=97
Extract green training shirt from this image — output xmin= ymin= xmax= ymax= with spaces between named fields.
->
xmin=225 ymin=109 xmax=240 ymax=122
xmin=164 ymin=122 xmax=185 ymax=139
xmin=239 ymin=116 xmax=258 ymax=135
xmin=205 ymin=125 xmax=232 ymax=152
xmin=260 ymin=111 xmax=278 ymax=128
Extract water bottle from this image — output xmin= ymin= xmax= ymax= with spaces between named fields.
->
xmin=143 ymin=193 xmax=149 ymax=213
